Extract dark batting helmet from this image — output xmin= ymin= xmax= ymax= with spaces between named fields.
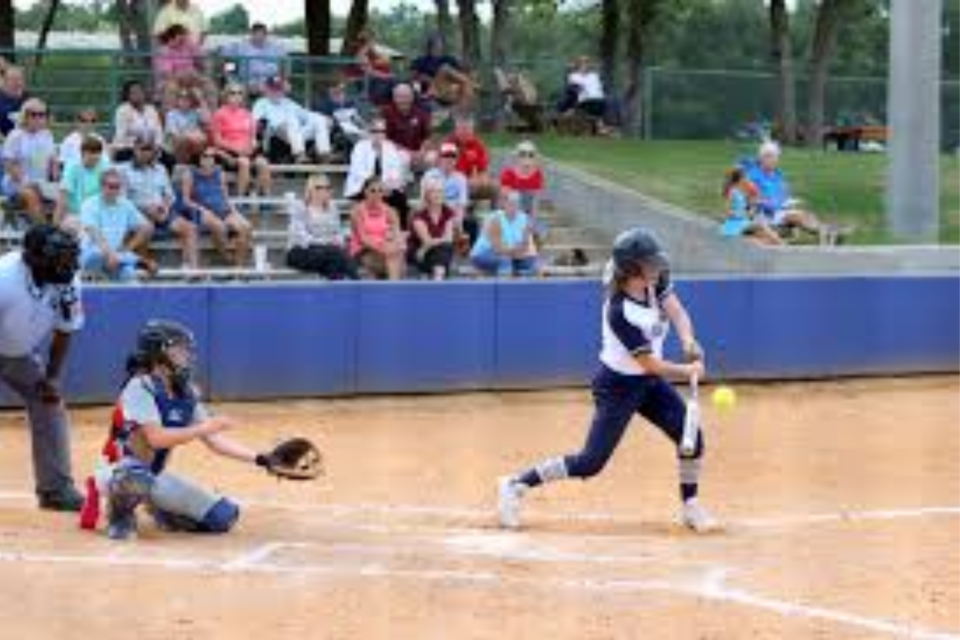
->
xmin=610 ymin=228 xmax=669 ymax=280
xmin=127 ymin=320 xmax=197 ymax=392
xmin=22 ymin=224 xmax=80 ymax=286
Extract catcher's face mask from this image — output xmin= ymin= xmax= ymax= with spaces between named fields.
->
xmin=165 ymin=339 xmax=196 ymax=391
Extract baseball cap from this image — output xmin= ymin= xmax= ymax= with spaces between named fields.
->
xmin=265 ymin=75 xmax=286 ymax=92
xmin=440 ymin=142 xmax=459 ymax=157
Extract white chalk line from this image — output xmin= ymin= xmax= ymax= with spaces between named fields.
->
xmin=2 ymin=489 xmax=959 ymax=534
xmin=0 ymin=542 xmax=955 ymax=640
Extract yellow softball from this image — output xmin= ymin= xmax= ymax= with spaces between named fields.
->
xmin=711 ymin=385 xmax=737 ymax=411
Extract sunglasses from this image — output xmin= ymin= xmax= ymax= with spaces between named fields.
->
xmin=227 ymin=90 xmax=244 ymax=97
xmin=103 ymin=182 xmax=122 ymax=190
xmin=518 ymin=151 xmax=535 ymax=157
xmin=370 ymin=129 xmax=386 ymax=134
xmin=78 ymin=116 xmax=97 ymax=124
xmin=27 ymin=111 xmax=47 ymax=118
xmin=313 ymin=184 xmax=331 ymax=190
xmin=441 ymin=152 xmax=458 ymax=159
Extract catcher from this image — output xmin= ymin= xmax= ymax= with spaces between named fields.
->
xmin=80 ymin=319 xmax=321 ymax=540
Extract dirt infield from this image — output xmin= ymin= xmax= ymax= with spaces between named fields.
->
xmin=0 ymin=376 xmax=957 ymax=640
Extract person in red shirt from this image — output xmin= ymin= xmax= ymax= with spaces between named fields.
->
xmin=499 ymin=139 xmax=547 ymax=246
xmin=381 ymin=83 xmax=432 ymax=172
xmin=499 ymin=140 xmax=545 ymax=215
xmin=445 ymin=113 xmax=497 ymax=200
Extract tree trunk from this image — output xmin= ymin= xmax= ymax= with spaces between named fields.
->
xmin=490 ymin=0 xmax=511 ymax=68
xmin=306 ymin=0 xmax=331 ymax=56
xmin=34 ymin=0 xmax=61 ymax=66
xmin=434 ymin=0 xmax=453 ymax=45
xmin=599 ymin=0 xmax=620 ymax=93
xmin=806 ymin=0 xmax=856 ymax=147
xmin=622 ymin=1 xmax=661 ymax=135
xmin=0 ymin=0 xmax=14 ymax=52
xmin=455 ymin=0 xmax=481 ymax=69
xmin=341 ymin=0 xmax=369 ymax=56
xmin=770 ymin=0 xmax=798 ymax=143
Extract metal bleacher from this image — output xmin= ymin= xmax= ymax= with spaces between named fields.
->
xmin=0 ymin=161 xmax=604 ymax=282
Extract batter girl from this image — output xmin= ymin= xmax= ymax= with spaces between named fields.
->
xmin=497 ymin=228 xmax=719 ymax=532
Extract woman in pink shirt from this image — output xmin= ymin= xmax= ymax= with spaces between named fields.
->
xmin=211 ymin=83 xmax=271 ymax=196
xmin=349 ymin=176 xmax=405 ymax=280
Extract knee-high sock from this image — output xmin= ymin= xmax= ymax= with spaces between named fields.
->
xmin=679 ymin=456 xmax=702 ymax=502
xmin=515 ymin=456 xmax=568 ymax=488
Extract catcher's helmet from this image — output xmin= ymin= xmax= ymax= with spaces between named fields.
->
xmin=610 ymin=228 xmax=669 ymax=280
xmin=130 ymin=320 xmax=197 ymax=389
xmin=22 ymin=224 xmax=80 ymax=286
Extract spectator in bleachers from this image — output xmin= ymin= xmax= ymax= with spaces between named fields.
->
xmin=59 ymin=108 xmax=105 ymax=168
xmin=445 ymin=114 xmax=497 ymax=201
xmin=113 ymin=80 xmax=166 ymax=165
xmin=744 ymin=141 xmax=842 ymax=244
xmin=344 ymin=117 xmax=410 ymax=228
xmin=79 ymin=168 xmax=156 ymax=282
xmin=500 ymin=140 xmax=545 ymax=217
xmin=211 ymin=83 xmax=272 ymax=197
xmin=349 ymin=176 xmax=405 ymax=280
xmin=408 ymin=175 xmax=456 ymax=280
xmin=119 ymin=136 xmax=199 ymax=270
xmin=0 ymin=64 xmax=27 ymax=138
xmin=349 ymin=28 xmax=396 ymax=107
xmin=286 ymin=174 xmax=357 ymax=280
xmin=56 ymin=136 xmax=110 ymax=223
xmin=179 ymin=147 xmax=252 ymax=267
xmin=411 ymin=33 xmax=476 ymax=110
xmin=221 ymin=23 xmax=288 ymax=97
xmin=382 ymin=83 xmax=433 ymax=173
xmin=421 ymin=142 xmax=470 ymax=244
xmin=252 ymin=75 xmax=332 ymax=164
xmin=719 ymin=167 xmax=782 ymax=246
xmin=2 ymin=98 xmax=59 ymax=224
xmin=314 ymin=81 xmax=367 ymax=151
xmin=165 ymin=87 xmax=210 ymax=165
xmin=154 ymin=24 xmax=204 ymax=94
xmin=153 ymin=0 xmax=207 ymax=46
xmin=470 ymin=187 xmax=539 ymax=278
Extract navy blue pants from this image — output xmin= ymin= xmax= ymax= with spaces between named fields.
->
xmin=565 ymin=366 xmax=704 ymax=480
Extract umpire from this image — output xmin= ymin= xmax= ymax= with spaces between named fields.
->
xmin=0 ymin=224 xmax=85 ymax=511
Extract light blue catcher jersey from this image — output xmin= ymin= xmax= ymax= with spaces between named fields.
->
xmin=599 ymin=278 xmax=673 ymax=375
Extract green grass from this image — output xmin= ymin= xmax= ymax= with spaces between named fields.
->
xmin=490 ymin=135 xmax=960 ymax=245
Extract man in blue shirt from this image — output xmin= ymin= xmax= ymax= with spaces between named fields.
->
xmin=79 ymin=168 xmax=156 ymax=281
xmin=744 ymin=141 xmax=846 ymax=244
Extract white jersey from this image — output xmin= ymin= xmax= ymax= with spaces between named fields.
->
xmin=0 ymin=252 xmax=84 ymax=357
xmin=599 ymin=280 xmax=672 ymax=376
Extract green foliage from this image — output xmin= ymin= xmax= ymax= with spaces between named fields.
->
xmin=208 ymin=4 xmax=250 ymax=35
xmin=489 ymin=135 xmax=960 ymax=244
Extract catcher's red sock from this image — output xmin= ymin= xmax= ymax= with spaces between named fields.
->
xmin=79 ymin=476 xmax=100 ymax=530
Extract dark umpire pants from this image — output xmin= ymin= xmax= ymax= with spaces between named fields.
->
xmin=0 ymin=353 xmax=76 ymax=497
xmin=564 ymin=365 xmax=704 ymax=479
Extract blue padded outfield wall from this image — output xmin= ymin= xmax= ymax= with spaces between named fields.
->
xmin=1 ymin=276 xmax=957 ymax=406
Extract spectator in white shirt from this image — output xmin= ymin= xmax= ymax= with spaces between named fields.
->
xmin=58 ymin=108 xmax=106 ymax=169
xmin=2 ymin=98 xmax=59 ymax=225
xmin=561 ymin=56 xmax=608 ymax=122
xmin=252 ymin=75 xmax=331 ymax=164
xmin=344 ymin=117 xmax=410 ymax=228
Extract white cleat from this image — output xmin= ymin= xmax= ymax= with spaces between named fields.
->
xmin=497 ymin=477 xmax=525 ymax=530
xmin=681 ymin=498 xmax=721 ymax=533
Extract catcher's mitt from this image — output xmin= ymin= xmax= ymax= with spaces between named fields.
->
xmin=256 ymin=438 xmax=324 ymax=481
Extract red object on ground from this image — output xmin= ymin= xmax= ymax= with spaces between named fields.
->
xmin=78 ymin=476 xmax=100 ymax=530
